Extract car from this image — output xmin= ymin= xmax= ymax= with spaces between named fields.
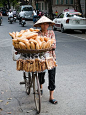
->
xmin=1 ymin=9 xmax=8 ymax=16
xmin=53 ymin=9 xmax=86 ymax=33
xmin=16 ymin=5 xmax=33 ymax=20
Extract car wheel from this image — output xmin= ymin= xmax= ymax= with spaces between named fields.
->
xmin=82 ymin=30 xmax=86 ymax=34
xmin=61 ymin=25 xmax=65 ymax=33
xmin=53 ymin=26 xmax=57 ymax=31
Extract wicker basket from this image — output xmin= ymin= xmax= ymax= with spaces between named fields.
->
xmin=14 ymin=48 xmax=54 ymax=54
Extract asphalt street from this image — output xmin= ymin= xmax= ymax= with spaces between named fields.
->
xmin=0 ymin=16 xmax=86 ymax=115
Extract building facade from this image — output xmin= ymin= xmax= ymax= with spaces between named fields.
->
xmin=52 ymin=0 xmax=74 ymax=15
xmin=32 ymin=0 xmax=86 ymax=17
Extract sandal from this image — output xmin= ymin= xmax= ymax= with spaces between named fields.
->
xmin=49 ymin=99 xmax=58 ymax=104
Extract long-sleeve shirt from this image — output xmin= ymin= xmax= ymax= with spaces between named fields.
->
xmin=38 ymin=30 xmax=56 ymax=60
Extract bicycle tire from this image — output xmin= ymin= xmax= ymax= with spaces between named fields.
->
xmin=25 ymin=72 xmax=32 ymax=95
xmin=33 ymin=73 xmax=41 ymax=113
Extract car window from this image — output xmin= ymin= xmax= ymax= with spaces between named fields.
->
xmin=66 ymin=13 xmax=83 ymax=17
xmin=58 ymin=13 xmax=64 ymax=18
xmin=23 ymin=7 xmax=32 ymax=11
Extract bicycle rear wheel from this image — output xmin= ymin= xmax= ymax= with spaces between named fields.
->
xmin=33 ymin=73 xmax=41 ymax=114
xmin=25 ymin=72 xmax=32 ymax=95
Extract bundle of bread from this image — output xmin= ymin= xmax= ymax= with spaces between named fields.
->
xmin=16 ymin=57 xmax=57 ymax=72
xmin=46 ymin=57 xmax=57 ymax=70
xmin=16 ymin=58 xmax=47 ymax=72
xmin=9 ymin=28 xmax=54 ymax=50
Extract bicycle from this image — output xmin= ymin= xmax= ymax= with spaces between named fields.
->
xmin=20 ymin=71 xmax=41 ymax=114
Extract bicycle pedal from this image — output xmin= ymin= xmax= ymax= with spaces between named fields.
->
xmin=20 ymin=81 xmax=25 ymax=84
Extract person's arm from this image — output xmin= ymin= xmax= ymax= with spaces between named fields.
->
xmin=51 ymin=30 xmax=56 ymax=49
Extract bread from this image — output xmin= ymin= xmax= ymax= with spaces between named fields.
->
xmin=16 ymin=59 xmax=23 ymax=71
xmin=35 ymin=43 xmax=39 ymax=50
xmin=23 ymin=60 xmax=28 ymax=72
xmin=41 ymin=41 xmax=46 ymax=49
xmin=35 ymin=58 xmax=39 ymax=71
xmin=19 ymin=42 xmax=27 ymax=49
xmin=46 ymin=57 xmax=56 ymax=70
xmin=44 ymin=37 xmax=49 ymax=42
xmin=34 ymin=29 xmax=40 ymax=32
xmin=29 ymin=28 xmax=34 ymax=32
xmin=12 ymin=39 xmax=19 ymax=44
xmin=30 ymin=42 xmax=35 ymax=49
xmin=29 ymin=39 xmax=37 ymax=45
xmin=24 ymin=41 xmax=31 ymax=49
xmin=9 ymin=32 xmax=15 ymax=39
xmin=35 ymin=37 xmax=42 ymax=49
xmin=29 ymin=59 xmax=35 ymax=72
xmin=45 ymin=40 xmax=51 ymax=49
xmin=26 ymin=33 xmax=38 ymax=40
xmin=39 ymin=60 xmax=46 ymax=71
xmin=39 ymin=36 xmax=44 ymax=42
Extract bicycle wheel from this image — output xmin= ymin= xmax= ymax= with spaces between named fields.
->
xmin=33 ymin=73 xmax=41 ymax=113
xmin=25 ymin=72 xmax=32 ymax=95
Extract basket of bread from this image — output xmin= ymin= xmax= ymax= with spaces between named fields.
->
xmin=9 ymin=28 xmax=55 ymax=53
xmin=9 ymin=28 xmax=57 ymax=72
xmin=16 ymin=57 xmax=57 ymax=72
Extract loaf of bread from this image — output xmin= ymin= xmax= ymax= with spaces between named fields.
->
xmin=29 ymin=59 xmax=35 ymax=72
xmin=19 ymin=42 xmax=27 ymax=49
xmin=39 ymin=59 xmax=46 ymax=71
xmin=26 ymin=33 xmax=38 ymax=40
xmin=35 ymin=58 xmax=39 ymax=71
xmin=46 ymin=57 xmax=56 ymax=70
xmin=16 ymin=59 xmax=23 ymax=71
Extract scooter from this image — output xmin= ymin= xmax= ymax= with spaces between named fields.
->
xmin=19 ymin=16 xmax=26 ymax=27
xmin=13 ymin=14 xmax=17 ymax=22
xmin=0 ymin=17 xmax=2 ymax=26
xmin=9 ymin=16 xmax=13 ymax=24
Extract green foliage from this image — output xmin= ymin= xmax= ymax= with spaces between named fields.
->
xmin=0 ymin=0 xmax=19 ymax=8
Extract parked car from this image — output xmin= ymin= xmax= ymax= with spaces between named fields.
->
xmin=53 ymin=9 xmax=86 ymax=33
xmin=17 ymin=5 xmax=33 ymax=20
xmin=1 ymin=9 xmax=8 ymax=16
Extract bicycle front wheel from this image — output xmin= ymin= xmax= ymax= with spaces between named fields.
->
xmin=33 ymin=73 xmax=41 ymax=114
xmin=25 ymin=72 xmax=32 ymax=95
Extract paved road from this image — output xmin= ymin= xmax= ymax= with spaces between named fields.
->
xmin=0 ymin=16 xmax=86 ymax=115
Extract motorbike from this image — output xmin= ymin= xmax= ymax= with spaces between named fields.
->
xmin=9 ymin=16 xmax=13 ymax=24
xmin=0 ymin=17 xmax=2 ymax=26
xmin=19 ymin=16 xmax=26 ymax=27
xmin=13 ymin=14 xmax=17 ymax=22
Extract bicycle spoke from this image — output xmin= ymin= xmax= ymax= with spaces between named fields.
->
xmin=33 ymin=73 xmax=41 ymax=113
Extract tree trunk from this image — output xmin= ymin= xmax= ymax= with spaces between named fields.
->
xmin=47 ymin=0 xmax=53 ymax=19
xmin=7 ymin=0 xmax=10 ymax=9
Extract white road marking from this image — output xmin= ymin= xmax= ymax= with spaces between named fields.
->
xmin=66 ymin=34 xmax=86 ymax=40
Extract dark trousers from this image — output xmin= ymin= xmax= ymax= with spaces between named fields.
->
xmin=38 ymin=68 xmax=56 ymax=91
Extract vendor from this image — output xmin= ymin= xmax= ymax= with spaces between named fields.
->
xmin=34 ymin=16 xmax=57 ymax=104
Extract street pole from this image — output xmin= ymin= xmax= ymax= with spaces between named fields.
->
xmin=85 ymin=0 xmax=86 ymax=18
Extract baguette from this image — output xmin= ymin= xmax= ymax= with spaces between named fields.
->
xmin=35 ymin=58 xmax=39 ymax=71
xmin=39 ymin=36 xmax=44 ymax=42
xmin=17 ymin=59 xmax=23 ymax=71
xmin=41 ymin=41 xmax=46 ymax=49
xmin=35 ymin=43 xmax=39 ymax=50
xmin=44 ymin=36 xmax=49 ymax=42
xmin=9 ymin=32 xmax=15 ymax=39
xmin=28 ymin=39 xmax=37 ymax=44
xmin=26 ymin=33 xmax=38 ymax=40
xmin=45 ymin=40 xmax=51 ymax=49
xmin=19 ymin=42 xmax=27 ymax=49
xmin=30 ymin=42 xmax=35 ymax=49
xmin=12 ymin=39 xmax=19 ymax=44
xmin=29 ymin=28 xmax=34 ymax=32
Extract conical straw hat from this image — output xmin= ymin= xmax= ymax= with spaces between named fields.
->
xmin=34 ymin=16 xmax=55 ymax=27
